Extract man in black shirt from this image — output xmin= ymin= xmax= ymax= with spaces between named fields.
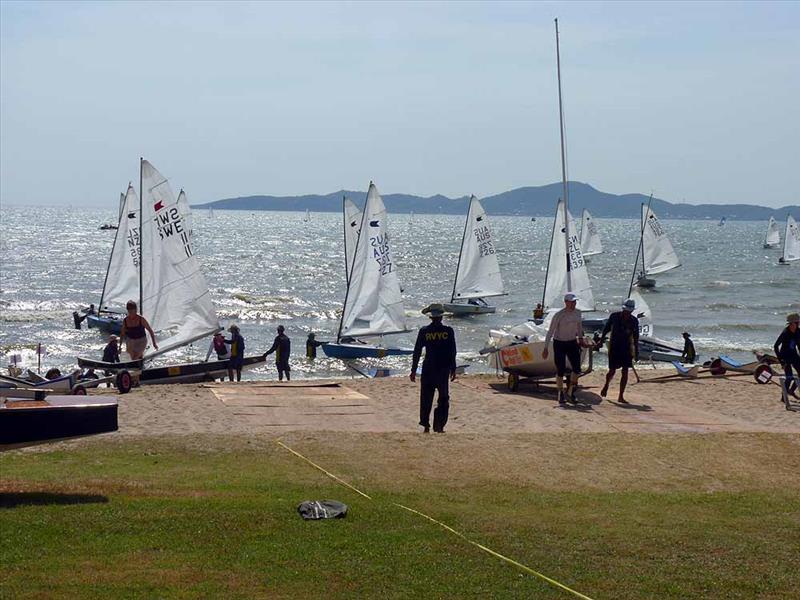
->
xmin=681 ymin=332 xmax=696 ymax=363
xmin=410 ymin=303 xmax=457 ymax=433
xmin=774 ymin=312 xmax=800 ymax=399
xmin=265 ymin=325 xmax=291 ymax=381
xmin=598 ymin=298 xmax=640 ymax=404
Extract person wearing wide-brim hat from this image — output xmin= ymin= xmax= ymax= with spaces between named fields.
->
xmin=680 ymin=331 xmax=696 ymax=364
xmin=597 ymin=297 xmax=640 ymax=404
xmin=542 ymin=293 xmax=584 ymax=405
xmin=410 ymin=303 xmax=457 ymax=433
xmin=774 ymin=312 xmax=800 ymax=399
xmin=224 ymin=324 xmax=246 ymax=382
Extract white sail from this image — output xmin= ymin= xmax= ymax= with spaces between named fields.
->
xmin=543 ymin=200 xmax=595 ymax=312
xmin=782 ymin=215 xmax=800 ymax=262
xmin=343 ymin=197 xmax=362 ymax=283
xmin=765 ymin=216 xmax=781 ymax=247
xmin=579 ymin=208 xmax=603 ymax=257
xmin=139 ymin=160 xmax=220 ymax=356
xmin=628 ymin=289 xmax=654 ymax=339
xmin=303 ymin=209 xmax=310 ymax=223
xmin=452 ymin=196 xmax=504 ymax=301
xmin=100 ymin=185 xmax=140 ymax=312
xmin=118 ymin=192 xmax=126 ymax=221
xmin=642 ymin=205 xmax=680 ymax=275
xmin=339 ymin=182 xmax=407 ymax=338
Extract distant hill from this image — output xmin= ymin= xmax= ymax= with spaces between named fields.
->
xmin=194 ymin=181 xmax=799 ymax=220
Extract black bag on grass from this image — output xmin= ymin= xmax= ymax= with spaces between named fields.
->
xmin=297 ymin=500 xmax=348 ymax=520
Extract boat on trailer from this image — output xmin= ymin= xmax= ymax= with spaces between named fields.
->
xmin=443 ymin=195 xmax=505 ymax=316
xmin=322 ymin=184 xmax=413 ymax=360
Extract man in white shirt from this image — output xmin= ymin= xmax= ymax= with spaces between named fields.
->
xmin=542 ymin=292 xmax=584 ymax=405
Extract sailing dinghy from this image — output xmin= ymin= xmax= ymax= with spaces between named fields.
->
xmin=78 ymin=159 xmax=267 ymax=383
xmin=579 ymin=208 xmax=603 ymax=258
xmin=763 ymin=216 xmax=781 ymax=248
xmin=633 ymin=198 xmax=680 ymax=288
xmin=778 ymin=215 xmax=800 ymax=264
xmin=443 ymin=195 xmax=505 ymax=315
xmin=322 ymin=183 xmax=413 ymax=359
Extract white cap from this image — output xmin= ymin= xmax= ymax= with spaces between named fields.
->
xmin=564 ymin=293 xmax=578 ymax=302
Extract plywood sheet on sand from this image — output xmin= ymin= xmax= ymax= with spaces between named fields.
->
xmin=205 ymin=382 xmax=402 ymax=432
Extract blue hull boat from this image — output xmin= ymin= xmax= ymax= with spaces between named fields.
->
xmin=321 ymin=342 xmax=413 ymax=360
xmin=86 ymin=314 xmax=122 ymax=334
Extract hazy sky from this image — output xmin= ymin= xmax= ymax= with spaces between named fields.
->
xmin=1 ymin=1 xmax=798 ymax=208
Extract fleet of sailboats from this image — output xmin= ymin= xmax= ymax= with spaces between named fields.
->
xmin=443 ymin=195 xmax=505 ymax=315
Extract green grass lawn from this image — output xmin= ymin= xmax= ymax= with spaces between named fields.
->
xmin=1 ymin=434 xmax=798 ymax=599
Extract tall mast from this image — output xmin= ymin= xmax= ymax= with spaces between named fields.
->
xmin=98 ymin=186 xmax=129 ymax=313
xmin=138 ymin=157 xmax=144 ymax=313
xmin=555 ymin=18 xmax=572 ymax=293
xmin=628 ymin=194 xmax=653 ymax=296
xmin=451 ymin=195 xmax=473 ymax=303
xmin=337 ymin=183 xmax=370 ymax=343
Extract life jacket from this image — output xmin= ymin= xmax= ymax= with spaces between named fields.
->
xmin=213 ymin=336 xmax=226 ymax=354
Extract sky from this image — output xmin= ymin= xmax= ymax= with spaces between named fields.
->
xmin=1 ymin=1 xmax=798 ymax=208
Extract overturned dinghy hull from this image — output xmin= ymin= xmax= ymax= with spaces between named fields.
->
xmin=637 ymin=337 xmax=683 ymax=363
xmin=1 ymin=395 xmax=118 ymax=451
xmin=76 ymin=354 xmax=267 ymax=385
xmin=443 ymin=302 xmax=496 ymax=315
xmin=321 ymin=343 xmax=413 ymax=360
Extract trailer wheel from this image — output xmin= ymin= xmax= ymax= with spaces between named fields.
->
xmin=754 ymin=364 xmax=774 ymax=384
xmin=709 ymin=358 xmax=726 ymax=376
xmin=507 ymin=373 xmax=519 ymax=392
xmin=72 ymin=384 xmax=87 ymax=396
xmin=116 ymin=370 xmax=133 ymax=394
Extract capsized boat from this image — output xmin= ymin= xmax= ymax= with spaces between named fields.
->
xmin=763 ymin=216 xmax=780 ymax=248
xmin=443 ymin=195 xmax=505 ymax=315
xmin=778 ymin=215 xmax=799 ymax=264
xmin=322 ymin=183 xmax=413 ymax=359
xmin=579 ymin=208 xmax=603 ymax=258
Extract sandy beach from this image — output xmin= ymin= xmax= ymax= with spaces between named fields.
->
xmin=97 ymin=369 xmax=799 ymax=439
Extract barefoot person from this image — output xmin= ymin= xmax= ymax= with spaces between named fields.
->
xmin=542 ymin=293 xmax=583 ymax=405
xmin=410 ymin=303 xmax=457 ymax=433
xmin=119 ymin=300 xmax=157 ymax=360
xmin=774 ymin=312 xmax=800 ymax=399
xmin=598 ymin=298 xmax=640 ymax=404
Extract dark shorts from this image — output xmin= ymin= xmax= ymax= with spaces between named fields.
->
xmin=277 ymin=360 xmax=290 ymax=372
xmin=553 ymin=339 xmax=581 ymax=377
xmin=608 ymin=348 xmax=634 ymax=370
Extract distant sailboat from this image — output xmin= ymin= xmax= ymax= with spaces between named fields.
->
xmin=322 ymin=182 xmax=412 ymax=359
xmin=443 ymin=195 xmax=505 ymax=315
xmin=764 ymin=216 xmax=781 ymax=248
xmin=719 ymin=216 xmax=727 ymax=226
xmin=778 ymin=215 xmax=800 ymax=265
xmin=579 ymin=208 xmax=602 ymax=257
xmin=303 ymin=209 xmax=311 ymax=223
xmin=633 ymin=197 xmax=680 ymax=288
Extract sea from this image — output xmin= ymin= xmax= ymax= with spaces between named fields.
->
xmin=0 ymin=206 xmax=796 ymax=380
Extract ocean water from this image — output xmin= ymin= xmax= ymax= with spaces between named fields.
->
xmin=0 ymin=206 xmax=796 ymax=379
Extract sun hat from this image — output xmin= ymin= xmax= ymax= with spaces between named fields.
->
xmin=682 ymin=331 xmax=691 ymax=337
xmin=622 ymin=298 xmax=636 ymax=312
xmin=787 ymin=313 xmax=800 ymax=324
xmin=422 ymin=303 xmax=445 ymax=317
xmin=277 ymin=325 xmax=285 ymax=332
xmin=564 ymin=293 xmax=578 ymax=302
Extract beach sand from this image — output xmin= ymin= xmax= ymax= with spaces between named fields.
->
xmin=101 ymin=369 xmax=799 ymax=439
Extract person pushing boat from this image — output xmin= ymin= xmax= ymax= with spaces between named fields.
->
xmin=265 ymin=325 xmax=291 ymax=381
xmin=224 ymin=324 xmax=245 ymax=382
xmin=542 ymin=293 xmax=583 ymax=405
xmin=306 ymin=332 xmax=324 ymax=359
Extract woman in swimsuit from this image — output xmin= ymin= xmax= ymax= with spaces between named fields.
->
xmin=119 ymin=300 xmax=158 ymax=360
